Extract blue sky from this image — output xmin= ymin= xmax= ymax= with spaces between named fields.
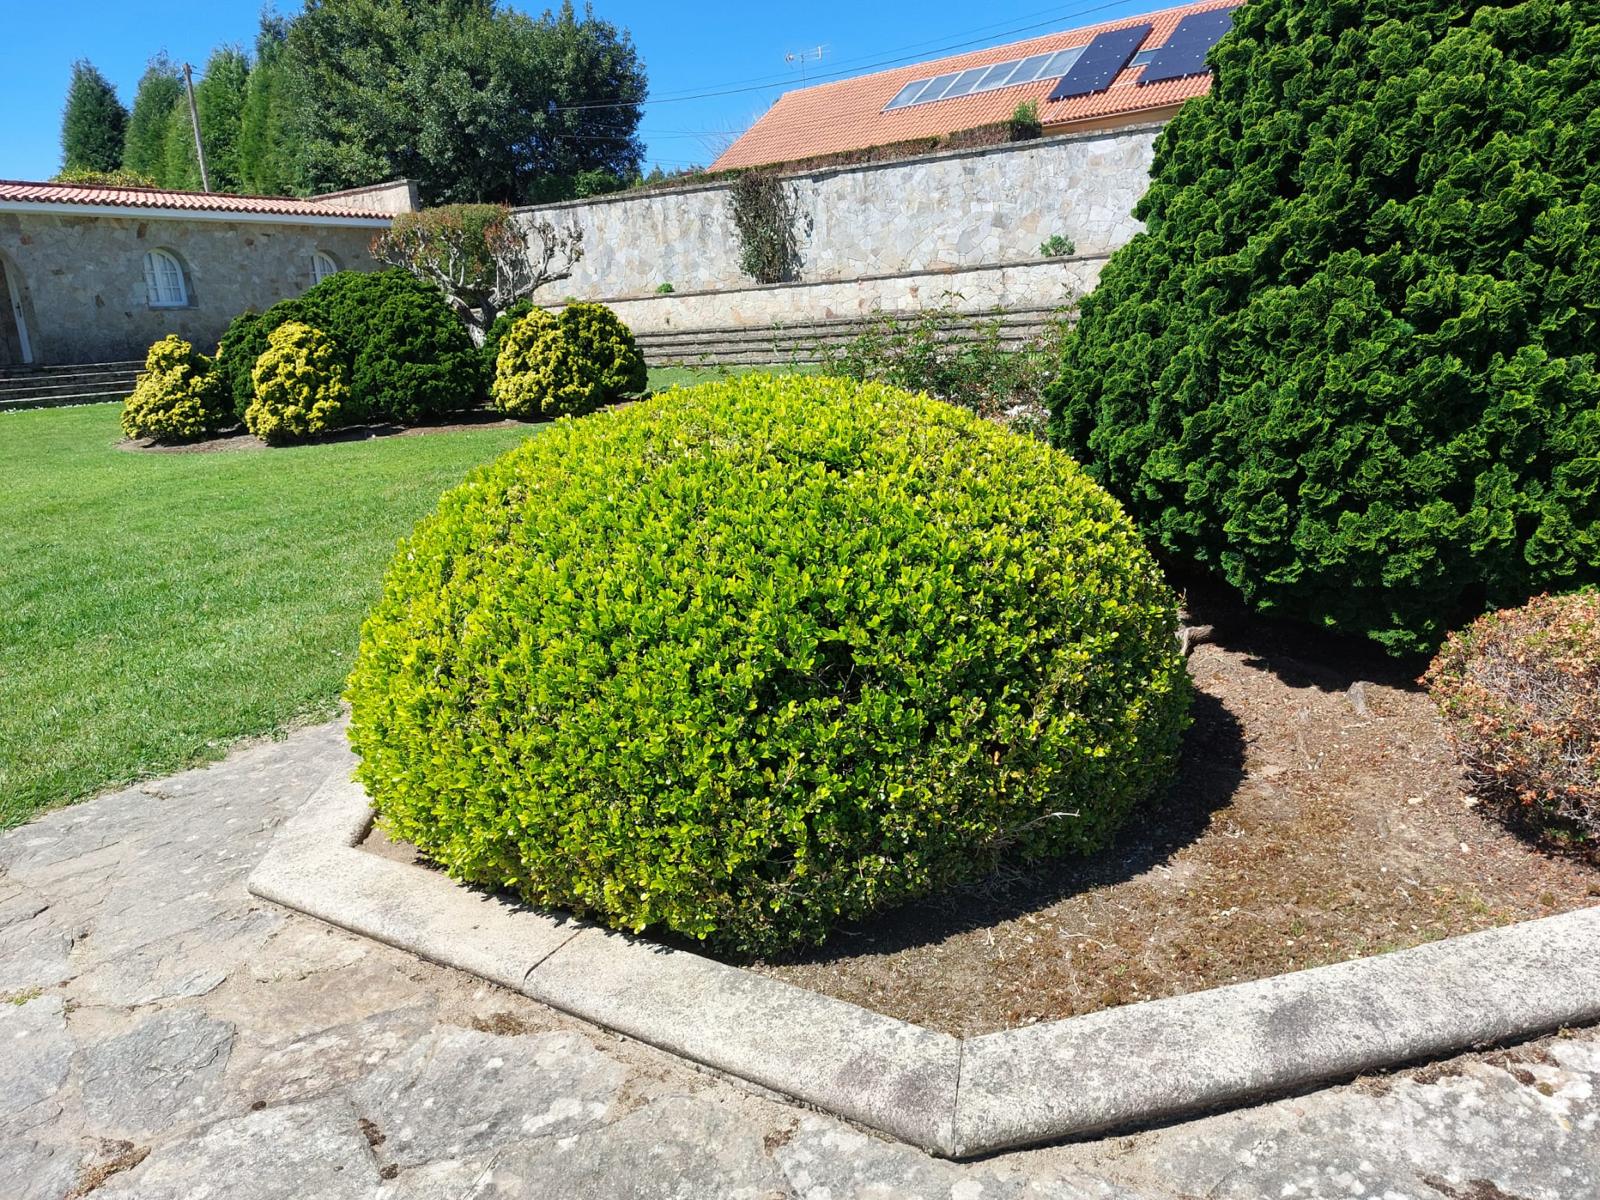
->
xmin=0 ymin=0 xmax=1162 ymax=183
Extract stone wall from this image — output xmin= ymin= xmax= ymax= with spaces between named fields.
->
xmin=0 ymin=212 xmax=383 ymax=366
xmin=517 ymin=123 xmax=1159 ymax=305
xmin=575 ymin=255 xmax=1107 ymax=335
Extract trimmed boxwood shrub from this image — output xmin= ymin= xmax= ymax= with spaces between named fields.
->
xmin=245 ymin=321 xmax=350 ymax=445
xmin=216 ymin=270 xmax=481 ymax=424
xmin=346 ymin=375 xmax=1191 ymax=953
xmin=121 ymin=335 xmax=230 ymax=442
xmin=490 ymin=302 xmax=646 ymax=419
xmin=1046 ymin=0 xmax=1600 ymax=655
xmin=1424 ymin=590 xmax=1599 ymax=855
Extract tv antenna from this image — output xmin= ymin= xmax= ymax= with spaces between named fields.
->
xmin=784 ymin=45 xmax=827 ymax=82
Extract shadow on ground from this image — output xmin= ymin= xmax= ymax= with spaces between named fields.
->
xmin=749 ymin=688 xmax=1247 ymax=967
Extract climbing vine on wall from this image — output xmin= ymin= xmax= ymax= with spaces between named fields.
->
xmin=727 ymin=170 xmax=803 ymax=285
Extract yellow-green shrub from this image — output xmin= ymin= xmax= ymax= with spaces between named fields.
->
xmin=120 ymin=335 xmax=229 ymax=442
xmin=346 ymin=375 xmax=1191 ymax=954
xmin=245 ymin=322 xmax=350 ymax=446
xmin=489 ymin=302 xmax=645 ymax=419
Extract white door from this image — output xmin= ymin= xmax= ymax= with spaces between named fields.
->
xmin=2 ymin=259 xmax=32 ymax=365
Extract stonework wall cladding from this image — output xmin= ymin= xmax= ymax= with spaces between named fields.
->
xmin=575 ymin=257 xmax=1108 ymax=335
xmin=0 ymin=212 xmax=383 ymax=365
xmin=516 ymin=124 xmax=1159 ymax=305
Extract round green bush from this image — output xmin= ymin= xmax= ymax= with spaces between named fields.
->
xmin=1046 ymin=0 xmax=1600 ymax=655
xmin=563 ymin=302 xmax=648 ymax=398
xmin=120 ymin=334 xmax=230 ymax=442
xmin=217 ymin=301 xmax=303 ymax=419
xmin=489 ymin=302 xmax=645 ymax=419
xmin=216 ymin=269 xmax=481 ymax=425
xmin=1424 ymin=589 xmax=1599 ymax=854
xmin=245 ymin=321 xmax=351 ymax=445
xmin=481 ymin=297 xmax=535 ymax=379
xmin=346 ymin=376 xmax=1191 ymax=953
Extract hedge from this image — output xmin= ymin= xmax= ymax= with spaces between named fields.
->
xmin=346 ymin=375 xmax=1190 ymax=953
xmin=1046 ymin=0 xmax=1600 ymax=655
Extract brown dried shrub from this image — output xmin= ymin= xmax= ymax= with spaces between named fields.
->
xmin=1424 ymin=590 xmax=1600 ymax=855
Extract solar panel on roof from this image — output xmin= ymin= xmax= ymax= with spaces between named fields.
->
xmin=1046 ymin=24 xmax=1152 ymax=102
xmin=1139 ymin=6 xmax=1239 ymax=85
xmin=940 ymin=66 xmax=991 ymax=100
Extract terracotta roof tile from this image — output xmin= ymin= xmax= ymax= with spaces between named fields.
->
xmin=0 ymin=180 xmax=390 ymax=221
xmin=711 ymin=0 xmax=1236 ymax=171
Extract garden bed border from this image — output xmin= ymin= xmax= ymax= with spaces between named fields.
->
xmin=249 ymin=772 xmax=1600 ymax=1159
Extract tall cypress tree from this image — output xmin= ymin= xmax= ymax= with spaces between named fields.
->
xmin=60 ymin=60 xmax=127 ymax=173
xmin=238 ymin=17 xmax=301 ymax=194
xmin=123 ymin=55 xmax=183 ymax=180
xmin=1047 ymin=0 xmax=1600 ymax=655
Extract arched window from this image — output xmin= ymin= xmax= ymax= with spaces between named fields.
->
xmin=142 ymin=249 xmax=188 ymax=308
xmin=311 ymin=251 xmax=339 ymax=284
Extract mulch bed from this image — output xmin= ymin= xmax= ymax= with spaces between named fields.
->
xmin=362 ymin=595 xmax=1600 ymax=1038
xmin=117 ymin=411 xmax=528 ymax=454
xmin=745 ymin=602 xmax=1600 ymax=1036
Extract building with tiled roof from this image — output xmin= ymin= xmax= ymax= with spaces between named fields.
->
xmin=711 ymin=0 xmax=1238 ymax=171
xmin=0 ymin=180 xmax=415 ymax=368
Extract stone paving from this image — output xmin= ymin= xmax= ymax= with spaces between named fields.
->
xmin=2 ymin=721 xmax=1596 ymax=1200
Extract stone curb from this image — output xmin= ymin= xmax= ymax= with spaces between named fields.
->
xmin=249 ymin=774 xmax=1600 ymax=1159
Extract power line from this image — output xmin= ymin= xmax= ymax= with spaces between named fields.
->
xmin=555 ymin=0 xmax=1141 ymax=112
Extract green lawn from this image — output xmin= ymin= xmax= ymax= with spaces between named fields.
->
xmin=0 ymin=365 xmax=812 ymax=826
xmin=646 ymin=362 xmax=822 ymax=392
xmin=0 ymin=404 xmax=536 ymax=826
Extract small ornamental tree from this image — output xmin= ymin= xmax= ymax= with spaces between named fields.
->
xmin=372 ymin=204 xmax=583 ymax=344
xmin=1047 ymin=0 xmax=1600 ymax=655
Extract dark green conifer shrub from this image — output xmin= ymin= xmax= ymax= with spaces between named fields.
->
xmin=346 ymin=376 xmax=1190 ymax=953
xmin=215 ymin=270 xmax=481 ymax=424
xmin=1047 ymin=0 xmax=1600 ymax=655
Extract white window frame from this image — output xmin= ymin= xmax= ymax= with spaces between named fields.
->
xmin=142 ymin=249 xmax=189 ymax=308
xmin=311 ymin=250 xmax=339 ymax=285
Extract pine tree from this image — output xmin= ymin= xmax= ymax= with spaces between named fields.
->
xmin=123 ymin=55 xmax=183 ymax=180
xmin=60 ymin=60 xmax=127 ymax=173
xmin=193 ymin=46 xmax=251 ymax=191
xmin=161 ymin=100 xmax=203 ymax=191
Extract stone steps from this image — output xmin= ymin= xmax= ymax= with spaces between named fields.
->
xmin=0 ymin=361 xmax=142 ymax=411
xmin=634 ymin=306 xmax=1065 ymax=367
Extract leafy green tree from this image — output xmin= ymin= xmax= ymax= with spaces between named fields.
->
xmin=286 ymin=0 xmax=646 ymax=204
xmin=160 ymin=100 xmax=204 ymax=191
xmin=1047 ymin=0 xmax=1600 ymax=655
xmin=238 ymin=17 xmax=300 ymax=194
xmin=123 ymin=55 xmax=183 ymax=180
xmin=60 ymin=60 xmax=127 ymax=173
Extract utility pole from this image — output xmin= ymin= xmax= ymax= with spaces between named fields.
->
xmin=182 ymin=62 xmax=211 ymax=193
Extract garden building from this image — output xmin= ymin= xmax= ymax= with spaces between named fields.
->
xmin=0 ymin=178 xmax=415 ymax=369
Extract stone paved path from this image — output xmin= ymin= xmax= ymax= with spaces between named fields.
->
xmin=2 ymin=722 xmax=1596 ymax=1200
